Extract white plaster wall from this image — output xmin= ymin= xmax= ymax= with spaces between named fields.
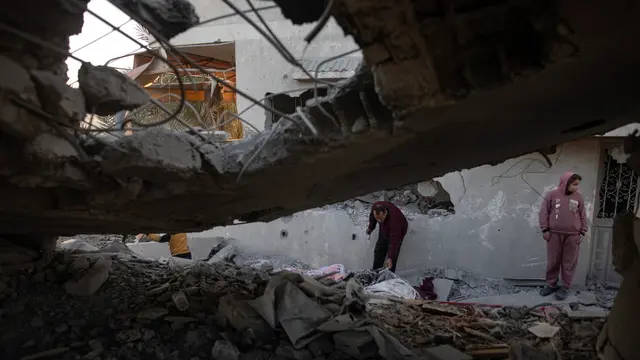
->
xmin=173 ymin=1 xmax=361 ymax=130
xmin=188 ymin=139 xmax=601 ymax=285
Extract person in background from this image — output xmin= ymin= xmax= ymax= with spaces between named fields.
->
xmin=366 ymin=201 xmax=408 ymax=273
xmin=136 ymin=233 xmax=192 ymax=259
xmin=538 ymin=172 xmax=588 ymax=300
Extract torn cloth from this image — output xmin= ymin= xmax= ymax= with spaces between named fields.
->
xmin=248 ymin=273 xmax=419 ymax=360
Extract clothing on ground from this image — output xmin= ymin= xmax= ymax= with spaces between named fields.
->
xmin=546 ymin=233 xmax=581 ymax=288
xmin=373 ymin=229 xmax=403 ymax=273
xmin=368 ymin=201 xmax=408 ymax=263
xmin=147 ymin=233 xmax=190 ymax=257
xmin=414 ymin=277 xmax=437 ymax=300
xmin=538 ymin=171 xmax=589 ymax=235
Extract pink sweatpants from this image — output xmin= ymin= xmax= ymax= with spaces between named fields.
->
xmin=546 ymin=233 xmax=581 ymax=288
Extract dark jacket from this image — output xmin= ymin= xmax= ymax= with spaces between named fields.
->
xmin=367 ymin=201 xmax=408 ymax=260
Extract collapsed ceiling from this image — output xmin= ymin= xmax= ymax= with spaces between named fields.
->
xmin=1 ymin=0 xmax=640 ymax=237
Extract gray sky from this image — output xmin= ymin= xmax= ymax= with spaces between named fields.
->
xmin=66 ymin=0 xmax=141 ymax=84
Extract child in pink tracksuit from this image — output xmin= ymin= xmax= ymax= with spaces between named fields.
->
xmin=538 ymin=172 xmax=588 ymax=300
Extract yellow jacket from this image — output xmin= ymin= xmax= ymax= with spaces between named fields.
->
xmin=147 ymin=233 xmax=190 ymax=256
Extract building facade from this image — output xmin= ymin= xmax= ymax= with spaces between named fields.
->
xmin=171 ymin=0 xmax=362 ymax=131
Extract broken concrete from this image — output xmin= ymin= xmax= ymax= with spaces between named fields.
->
xmin=77 ymin=63 xmax=150 ymax=116
xmin=64 ymin=258 xmax=111 ymax=296
xmin=30 ymin=70 xmax=85 ymax=125
xmin=108 ymin=0 xmax=199 ymax=40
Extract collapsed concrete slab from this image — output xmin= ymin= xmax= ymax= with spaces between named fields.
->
xmin=1 ymin=0 xmax=640 ymax=240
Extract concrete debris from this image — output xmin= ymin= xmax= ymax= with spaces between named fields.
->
xmin=576 ymin=291 xmax=598 ymax=306
xmin=528 ymin=323 xmax=561 ymax=338
xmin=77 ymin=63 xmax=150 ymax=116
xmin=30 ymin=70 xmax=85 ymax=125
xmin=64 ymin=258 xmax=111 ymax=296
xmin=0 ymin=239 xmax=611 ymax=360
xmin=101 ymin=128 xmax=203 ymax=180
xmin=108 ymin=0 xmax=199 ymax=39
xmin=432 ymin=278 xmax=454 ymax=301
xmin=207 ymin=244 xmax=238 ymax=264
xmin=423 ymin=345 xmax=472 ymax=360
xmin=57 ymin=238 xmax=99 ymax=252
xmin=211 ymin=340 xmax=240 ymax=360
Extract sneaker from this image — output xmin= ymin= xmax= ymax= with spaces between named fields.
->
xmin=539 ymin=285 xmax=558 ymax=296
xmin=555 ymin=287 xmax=569 ymax=301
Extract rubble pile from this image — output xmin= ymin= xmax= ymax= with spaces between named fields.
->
xmin=369 ymin=300 xmax=605 ymax=360
xmin=0 ymin=241 xmax=609 ymax=360
xmin=0 ymin=245 xmax=417 ymax=360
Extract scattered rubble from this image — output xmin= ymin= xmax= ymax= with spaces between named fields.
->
xmin=0 ymin=240 xmax=610 ymax=360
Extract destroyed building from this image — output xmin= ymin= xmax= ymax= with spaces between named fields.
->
xmin=2 ymin=0 xmax=640 ymax=359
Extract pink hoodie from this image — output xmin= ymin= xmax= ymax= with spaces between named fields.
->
xmin=539 ymin=172 xmax=589 ymax=235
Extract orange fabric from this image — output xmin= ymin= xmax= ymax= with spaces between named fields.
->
xmin=148 ymin=233 xmax=190 ymax=256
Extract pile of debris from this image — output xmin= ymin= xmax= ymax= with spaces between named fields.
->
xmin=0 ymin=243 xmax=416 ymax=360
xmin=0 ymin=240 xmax=608 ymax=360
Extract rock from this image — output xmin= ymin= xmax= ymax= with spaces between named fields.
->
xmin=30 ymin=70 xmax=85 ymax=124
xmin=172 ymin=291 xmax=189 ymax=311
xmin=116 ymin=329 xmax=142 ymax=343
xmin=101 ymin=128 xmax=202 ymax=180
xmin=333 ymin=331 xmax=378 ymax=359
xmin=576 ymin=291 xmax=598 ymax=306
xmin=137 ymin=307 xmax=169 ymax=320
xmin=275 ymin=344 xmax=312 ymax=360
xmin=211 ymin=340 xmax=239 ymax=360
xmin=207 ymin=245 xmax=238 ymax=264
xmin=218 ymin=294 xmax=273 ymax=341
xmin=64 ymin=258 xmax=111 ymax=296
xmin=78 ymin=63 xmax=150 ymax=116
xmin=423 ymin=345 xmax=472 ymax=360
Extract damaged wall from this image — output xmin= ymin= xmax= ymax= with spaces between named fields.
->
xmin=172 ymin=0 xmax=362 ymax=130
xmin=187 ymin=139 xmax=600 ymax=285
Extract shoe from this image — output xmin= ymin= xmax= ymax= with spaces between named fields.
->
xmin=539 ymin=285 xmax=558 ymax=296
xmin=555 ymin=287 xmax=569 ymax=301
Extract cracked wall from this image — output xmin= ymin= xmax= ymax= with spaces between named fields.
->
xmin=183 ymin=139 xmax=600 ymax=284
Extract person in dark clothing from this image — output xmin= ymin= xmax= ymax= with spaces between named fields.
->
xmin=366 ymin=201 xmax=409 ymax=272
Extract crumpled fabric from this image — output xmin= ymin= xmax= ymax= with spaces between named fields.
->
xmin=365 ymin=278 xmax=420 ymax=301
xmin=248 ymin=273 xmax=419 ymax=360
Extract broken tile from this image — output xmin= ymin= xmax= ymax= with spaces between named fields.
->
xmin=528 ymin=323 xmax=561 ymax=338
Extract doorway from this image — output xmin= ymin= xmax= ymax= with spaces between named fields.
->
xmin=590 ymin=142 xmax=639 ymax=285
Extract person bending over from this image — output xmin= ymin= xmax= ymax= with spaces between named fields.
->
xmin=366 ymin=201 xmax=408 ymax=273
